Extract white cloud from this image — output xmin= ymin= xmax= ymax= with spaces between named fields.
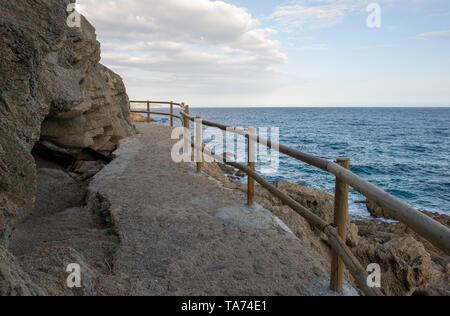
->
xmin=414 ymin=30 xmax=450 ymax=40
xmin=272 ymin=0 xmax=370 ymax=31
xmin=76 ymin=0 xmax=287 ymax=101
xmin=272 ymin=0 xmax=449 ymax=32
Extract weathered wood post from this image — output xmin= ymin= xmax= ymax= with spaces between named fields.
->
xmin=183 ymin=105 xmax=190 ymax=161
xmin=170 ymin=102 xmax=174 ymax=127
xmin=247 ymin=127 xmax=256 ymax=206
xmin=184 ymin=105 xmax=190 ymax=130
xmin=147 ymin=101 xmax=151 ymax=123
xmin=195 ymin=116 xmax=203 ymax=173
xmin=330 ymin=158 xmax=351 ymax=293
xmin=180 ymin=103 xmax=185 ymax=126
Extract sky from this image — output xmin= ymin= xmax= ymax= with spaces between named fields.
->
xmin=76 ymin=0 xmax=450 ymax=107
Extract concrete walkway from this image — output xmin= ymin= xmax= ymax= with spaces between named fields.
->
xmin=89 ymin=124 xmax=331 ymax=296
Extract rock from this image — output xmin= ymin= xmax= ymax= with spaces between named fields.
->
xmin=32 ymin=168 xmax=86 ymax=219
xmin=72 ymin=160 xmax=105 ymax=175
xmin=38 ymin=18 xmax=135 ymax=157
xmin=271 ymin=205 xmax=324 ymax=253
xmin=236 ymin=170 xmax=247 ymax=178
xmin=220 ymin=176 xmax=441 ymax=296
xmin=130 ymin=109 xmax=155 ymax=123
xmin=271 ymin=182 xmax=359 ymax=247
xmin=355 ymin=237 xmax=433 ymax=296
xmin=202 ymin=161 xmax=230 ymax=184
xmin=354 ymin=211 xmax=450 ymax=296
xmin=18 ymin=246 xmax=127 ymax=296
xmin=366 ymin=200 xmax=396 ymax=220
xmin=0 ymin=0 xmax=134 ymax=239
xmin=218 ymin=163 xmax=236 ymax=175
xmin=0 ymin=246 xmax=44 ymax=296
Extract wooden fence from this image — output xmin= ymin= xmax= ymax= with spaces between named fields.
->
xmin=130 ymin=101 xmax=450 ymax=296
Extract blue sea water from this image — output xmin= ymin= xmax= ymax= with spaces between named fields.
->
xmin=154 ymin=107 xmax=450 ymax=217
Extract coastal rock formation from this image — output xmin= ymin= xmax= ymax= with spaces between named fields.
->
xmin=0 ymin=0 xmax=134 ymax=243
xmin=366 ymin=199 xmax=395 ymax=220
xmin=224 ymin=179 xmax=441 ymax=296
xmin=355 ymin=236 xmax=432 ymax=296
xmin=355 ymin=208 xmax=450 ymax=296
xmin=130 ymin=108 xmax=154 ymax=123
xmin=5 ymin=161 xmax=129 ymax=296
xmin=0 ymin=246 xmax=44 ymax=296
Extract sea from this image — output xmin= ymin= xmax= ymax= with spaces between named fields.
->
xmin=149 ymin=107 xmax=450 ymax=218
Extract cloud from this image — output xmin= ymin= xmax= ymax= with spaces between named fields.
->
xmin=272 ymin=0 xmax=371 ymax=31
xmin=414 ymin=30 xmax=450 ymax=40
xmin=76 ymin=0 xmax=287 ymax=99
xmin=272 ymin=0 xmax=436 ymax=31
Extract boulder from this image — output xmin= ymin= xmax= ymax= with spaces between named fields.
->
xmin=366 ymin=199 xmax=396 ymax=220
xmin=354 ymin=211 xmax=450 ymax=296
xmin=355 ymin=237 xmax=433 ymax=296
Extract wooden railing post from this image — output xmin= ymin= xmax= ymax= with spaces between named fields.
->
xmin=183 ymin=105 xmax=190 ymax=161
xmin=184 ymin=105 xmax=190 ymax=130
xmin=170 ymin=102 xmax=174 ymax=127
xmin=247 ymin=127 xmax=256 ymax=206
xmin=330 ymin=158 xmax=351 ymax=293
xmin=195 ymin=116 xmax=203 ymax=173
xmin=147 ymin=101 xmax=151 ymax=123
xmin=180 ymin=102 xmax=185 ymax=126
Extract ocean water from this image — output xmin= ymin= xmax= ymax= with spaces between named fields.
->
xmin=153 ymin=107 xmax=450 ymax=217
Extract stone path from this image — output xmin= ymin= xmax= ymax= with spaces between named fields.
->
xmin=89 ymin=124 xmax=332 ymax=296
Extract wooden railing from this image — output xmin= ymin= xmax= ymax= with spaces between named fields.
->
xmin=129 ymin=101 xmax=450 ymax=296
xmin=129 ymin=100 xmax=184 ymax=126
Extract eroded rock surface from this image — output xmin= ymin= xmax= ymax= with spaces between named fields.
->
xmin=0 ymin=0 xmax=134 ymax=243
xmin=225 ymin=180 xmax=443 ymax=296
xmin=0 ymin=246 xmax=44 ymax=296
xmin=6 ymin=165 xmax=128 ymax=296
xmin=88 ymin=124 xmax=332 ymax=296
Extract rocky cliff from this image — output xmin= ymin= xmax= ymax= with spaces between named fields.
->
xmin=217 ymin=167 xmax=448 ymax=296
xmin=0 ymin=0 xmax=134 ymax=243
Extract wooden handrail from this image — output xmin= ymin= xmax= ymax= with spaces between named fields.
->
xmin=130 ymin=100 xmax=183 ymax=106
xmin=130 ymin=101 xmax=182 ymax=127
xmin=180 ymin=110 xmax=450 ymax=255
xmin=129 ymin=100 xmax=450 ymax=295
xmin=131 ymin=110 xmax=181 ymax=119
xmin=187 ymin=139 xmax=382 ymax=296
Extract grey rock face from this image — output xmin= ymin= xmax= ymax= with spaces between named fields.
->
xmin=0 ymin=0 xmax=134 ymax=240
